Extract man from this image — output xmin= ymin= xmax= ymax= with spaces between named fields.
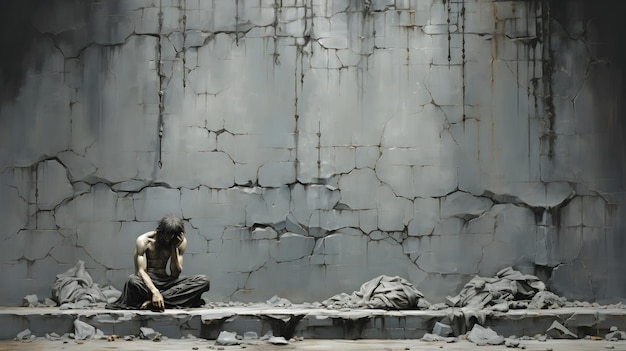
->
xmin=107 ymin=214 xmax=210 ymax=311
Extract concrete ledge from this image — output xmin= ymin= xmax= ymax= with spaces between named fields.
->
xmin=2 ymin=306 xmax=625 ymax=340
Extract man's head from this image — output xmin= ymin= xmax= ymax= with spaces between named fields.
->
xmin=155 ymin=214 xmax=184 ymax=246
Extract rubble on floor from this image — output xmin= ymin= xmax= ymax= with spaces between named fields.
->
xmin=321 ymin=275 xmax=430 ymax=309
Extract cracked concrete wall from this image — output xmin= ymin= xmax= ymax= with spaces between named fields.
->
xmin=0 ymin=0 xmax=624 ymax=305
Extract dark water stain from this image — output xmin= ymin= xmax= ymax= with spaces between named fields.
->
xmin=0 ymin=0 xmax=47 ymax=102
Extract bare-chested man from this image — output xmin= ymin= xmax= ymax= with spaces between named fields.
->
xmin=106 ymin=214 xmax=210 ymax=311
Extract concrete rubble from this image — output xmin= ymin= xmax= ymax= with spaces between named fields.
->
xmin=215 ymin=331 xmax=239 ymax=345
xmin=466 ymin=324 xmax=505 ymax=346
xmin=12 ymin=264 xmax=626 ymax=344
xmin=51 ymin=260 xmax=121 ymax=309
xmin=605 ymin=326 xmax=626 ymax=341
xmin=546 ymin=320 xmax=577 ymax=339
xmin=432 ymin=322 xmax=452 ymax=337
xmin=1 ymin=0 xmax=624 ymax=317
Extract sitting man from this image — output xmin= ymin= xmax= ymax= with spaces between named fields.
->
xmin=107 ymin=214 xmax=210 ymax=311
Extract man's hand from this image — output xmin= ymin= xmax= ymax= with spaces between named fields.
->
xmin=151 ymin=290 xmax=165 ymax=311
xmin=173 ymin=232 xmax=185 ymax=248
xmin=170 ymin=233 xmax=186 ymax=278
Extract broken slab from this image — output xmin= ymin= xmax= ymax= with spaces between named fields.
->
xmin=546 ymin=320 xmax=577 ymax=339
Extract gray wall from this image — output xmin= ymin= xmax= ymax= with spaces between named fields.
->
xmin=1 ymin=0 xmax=624 ymax=306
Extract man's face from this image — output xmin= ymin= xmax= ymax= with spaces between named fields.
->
xmin=163 ymin=232 xmax=183 ymax=246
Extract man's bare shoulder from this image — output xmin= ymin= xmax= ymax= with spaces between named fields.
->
xmin=136 ymin=231 xmax=156 ymax=247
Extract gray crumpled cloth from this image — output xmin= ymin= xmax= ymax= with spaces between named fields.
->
xmin=51 ymin=260 xmax=121 ymax=309
xmin=457 ymin=267 xmax=547 ymax=309
xmin=322 ymin=275 xmax=429 ymax=310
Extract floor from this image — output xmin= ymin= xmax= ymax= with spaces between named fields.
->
xmin=2 ymin=338 xmax=626 ymax=351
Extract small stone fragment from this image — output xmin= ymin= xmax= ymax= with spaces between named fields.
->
xmin=43 ymin=298 xmax=57 ymax=307
xmin=139 ymin=327 xmax=159 ymax=340
xmin=45 ymin=332 xmax=61 ymax=341
xmin=16 ymin=329 xmax=32 ymax=340
xmin=605 ymin=332 xmax=626 ymax=340
xmin=243 ymin=331 xmax=258 ymax=340
xmin=216 ymin=331 xmax=240 ymax=345
xmin=432 ymin=322 xmax=452 ymax=337
xmin=467 ymin=324 xmax=504 ymax=345
xmin=268 ymin=336 xmax=290 ymax=345
xmin=260 ymin=331 xmax=273 ymax=341
xmin=505 ymin=339 xmax=520 ymax=348
xmin=22 ymin=294 xmax=39 ymax=307
xmin=491 ymin=302 xmax=509 ymax=312
xmin=421 ymin=333 xmax=443 ymax=342
xmin=445 ymin=295 xmax=460 ymax=307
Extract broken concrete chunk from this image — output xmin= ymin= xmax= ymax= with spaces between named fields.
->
xmin=243 ymin=331 xmax=258 ymax=340
xmin=605 ymin=330 xmax=626 ymax=340
xmin=16 ymin=329 xmax=32 ymax=340
xmin=445 ymin=295 xmax=460 ymax=307
xmin=421 ymin=333 xmax=444 ymax=342
xmin=268 ymin=336 xmax=290 ymax=345
xmin=260 ymin=331 xmax=274 ymax=341
xmin=505 ymin=338 xmax=521 ymax=348
xmin=139 ymin=327 xmax=159 ymax=340
xmin=467 ymin=324 xmax=504 ymax=345
xmin=73 ymin=319 xmax=102 ymax=340
xmin=491 ymin=302 xmax=509 ymax=312
xmin=267 ymin=295 xmax=292 ymax=307
xmin=432 ymin=322 xmax=452 ymax=337
xmin=43 ymin=298 xmax=57 ymax=307
xmin=22 ymin=294 xmax=39 ymax=307
xmin=45 ymin=332 xmax=63 ymax=341
xmin=216 ymin=331 xmax=240 ymax=345
xmin=529 ymin=291 xmax=567 ymax=309
xmin=546 ymin=320 xmax=577 ymax=339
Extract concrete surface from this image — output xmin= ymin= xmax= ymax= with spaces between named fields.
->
xmin=2 ymin=338 xmax=626 ymax=351
xmin=1 ymin=0 xmax=626 ymax=310
xmin=3 ymin=305 xmax=626 ymax=341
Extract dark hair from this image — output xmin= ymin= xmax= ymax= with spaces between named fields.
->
xmin=155 ymin=214 xmax=184 ymax=244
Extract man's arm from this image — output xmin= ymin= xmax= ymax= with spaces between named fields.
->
xmin=170 ymin=234 xmax=187 ymax=278
xmin=135 ymin=235 xmax=164 ymax=311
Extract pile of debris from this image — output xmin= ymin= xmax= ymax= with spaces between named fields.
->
xmin=22 ymin=260 xmax=121 ymax=309
xmin=420 ymin=321 xmax=626 ymax=347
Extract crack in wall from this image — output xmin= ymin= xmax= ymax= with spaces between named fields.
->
xmin=540 ymin=0 xmax=556 ymax=160
xmin=1 ymin=0 xmax=623 ymax=304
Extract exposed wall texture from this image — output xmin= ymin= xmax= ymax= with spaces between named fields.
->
xmin=1 ymin=0 xmax=624 ymax=306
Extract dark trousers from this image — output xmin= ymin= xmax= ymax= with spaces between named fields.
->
xmin=107 ymin=272 xmax=210 ymax=309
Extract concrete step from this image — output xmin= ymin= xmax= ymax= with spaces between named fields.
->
xmin=2 ymin=306 xmax=625 ymax=340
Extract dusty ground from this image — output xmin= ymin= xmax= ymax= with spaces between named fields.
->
xmin=2 ymin=338 xmax=626 ymax=351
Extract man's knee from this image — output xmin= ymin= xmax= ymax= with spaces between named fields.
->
xmin=127 ymin=274 xmax=144 ymax=288
xmin=194 ymin=274 xmax=210 ymax=290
